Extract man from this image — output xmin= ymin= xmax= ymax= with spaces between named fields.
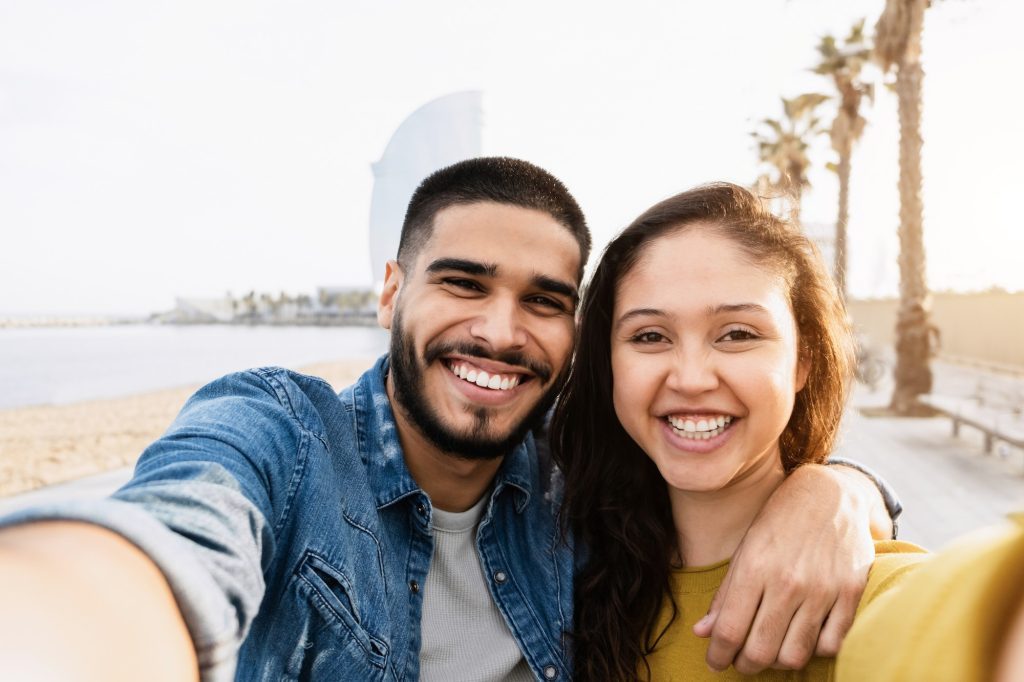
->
xmin=0 ymin=157 xmax=896 ymax=681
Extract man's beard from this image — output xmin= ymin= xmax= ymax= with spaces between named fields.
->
xmin=388 ymin=310 xmax=564 ymax=460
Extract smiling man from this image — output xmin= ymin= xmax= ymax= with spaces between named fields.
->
xmin=0 ymin=158 xmax=896 ymax=681
xmin=381 ymin=199 xmax=582 ymax=517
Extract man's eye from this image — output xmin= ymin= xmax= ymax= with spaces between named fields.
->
xmin=526 ymin=295 xmax=567 ymax=312
xmin=444 ymin=278 xmax=482 ymax=292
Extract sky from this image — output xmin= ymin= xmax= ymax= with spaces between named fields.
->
xmin=1 ymin=0 xmax=1021 ymax=316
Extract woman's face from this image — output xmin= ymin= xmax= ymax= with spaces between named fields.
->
xmin=610 ymin=226 xmax=809 ymax=494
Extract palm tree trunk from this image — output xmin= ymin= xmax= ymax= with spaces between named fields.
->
xmin=834 ymin=151 xmax=851 ymax=299
xmin=889 ymin=0 xmax=934 ymax=414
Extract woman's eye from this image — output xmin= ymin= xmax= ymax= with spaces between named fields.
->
xmin=630 ymin=331 xmax=666 ymax=344
xmin=720 ymin=328 xmax=758 ymax=342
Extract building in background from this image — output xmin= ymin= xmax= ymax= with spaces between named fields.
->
xmin=367 ymin=91 xmax=483 ymax=287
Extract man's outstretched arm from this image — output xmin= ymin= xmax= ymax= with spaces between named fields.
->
xmin=0 ymin=521 xmax=198 ymax=682
xmin=0 ymin=369 xmax=309 ymax=681
xmin=693 ymin=463 xmax=893 ymax=674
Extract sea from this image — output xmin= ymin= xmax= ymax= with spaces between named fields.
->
xmin=0 ymin=324 xmax=390 ymax=411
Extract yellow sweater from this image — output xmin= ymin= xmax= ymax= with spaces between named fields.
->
xmin=836 ymin=514 xmax=1024 ymax=682
xmin=642 ymin=540 xmax=928 ymax=681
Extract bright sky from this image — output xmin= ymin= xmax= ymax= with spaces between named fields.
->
xmin=2 ymin=0 xmax=1021 ymax=316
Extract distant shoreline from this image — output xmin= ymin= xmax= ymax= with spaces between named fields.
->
xmin=0 ymin=316 xmax=141 ymax=329
xmin=0 ymin=356 xmax=376 ymax=498
xmin=0 ymin=316 xmax=379 ymax=330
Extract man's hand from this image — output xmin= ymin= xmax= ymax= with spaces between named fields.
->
xmin=692 ymin=464 xmax=886 ymax=674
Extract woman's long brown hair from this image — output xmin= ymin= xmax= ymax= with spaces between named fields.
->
xmin=551 ymin=182 xmax=855 ymax=681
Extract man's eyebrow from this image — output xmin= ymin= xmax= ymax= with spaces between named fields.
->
xmin=532 ymin=275 xmax=578 ymax=303
xmin=425 ymin=258 xmax=497 ymax=277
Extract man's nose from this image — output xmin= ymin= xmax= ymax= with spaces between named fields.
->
xmin=469 ymin=296 xmax=528 ymax=351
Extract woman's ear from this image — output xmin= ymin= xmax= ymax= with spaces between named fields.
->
xmin=377 ymin=260 xmax=404 ymax=330
xmin=795 ymin=351 xmax=811 ymax=393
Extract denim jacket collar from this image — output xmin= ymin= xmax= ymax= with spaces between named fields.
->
xmin=354 ymin=355 xmax=532 ymax=514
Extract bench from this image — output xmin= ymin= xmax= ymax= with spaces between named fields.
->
xmin=919 ymin=393 xmax=1024 ymax=455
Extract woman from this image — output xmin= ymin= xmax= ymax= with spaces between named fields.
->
xmin=551 ymin=182 xmax=924 ymax=680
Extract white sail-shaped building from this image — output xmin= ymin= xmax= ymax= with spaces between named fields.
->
xmin=368 ymin=91 xmax=483 ymax=285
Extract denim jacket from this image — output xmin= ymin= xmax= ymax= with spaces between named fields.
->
xmin=0 ymin=356 xmax=575 ymax=681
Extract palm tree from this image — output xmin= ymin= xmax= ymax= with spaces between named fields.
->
xmin=813 ymin=20 xmax=873 ymax=299
xmin=751 ymin=93 xmax=829 ymax=225
xmin=875 ymin=0 xmax=933 ymax=414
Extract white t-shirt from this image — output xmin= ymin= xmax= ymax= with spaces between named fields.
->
xmin=418 ymin=494 xmax=535 ymax=682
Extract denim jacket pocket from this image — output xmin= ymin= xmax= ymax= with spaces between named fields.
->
xmin=295 ymin=551 xmax=390 ymax=670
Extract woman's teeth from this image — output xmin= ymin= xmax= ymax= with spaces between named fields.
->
xmin=666 ymin=415 xmax=733 ymax=440
xmin=447 ymin=362 xmax=520 ymax=391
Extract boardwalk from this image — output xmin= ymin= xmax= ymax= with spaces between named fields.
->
xmin=838 ymin=360 xmax=1024 ymax=549
xmin=2 ymin=360 xmax=1023 ymax=549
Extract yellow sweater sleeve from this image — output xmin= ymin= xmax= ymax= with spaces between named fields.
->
xmin=837 ymin=515 xmax=1024 ymax=682
xmin=856 ymin=540 xmax=931 ymax=613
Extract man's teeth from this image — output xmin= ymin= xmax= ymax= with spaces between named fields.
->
xmin=448 ymin=362 xmax=520 ymax=391
xmin=666 ymin=415 xmax=733 ymax=440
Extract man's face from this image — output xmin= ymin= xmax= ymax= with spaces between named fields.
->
xmin=379 ymin=201 xmax=581 ymax=459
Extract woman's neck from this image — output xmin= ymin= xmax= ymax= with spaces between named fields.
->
xmin=669 ymin=455 xmax=787 ymax=567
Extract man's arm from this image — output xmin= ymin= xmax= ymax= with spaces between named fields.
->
xmin=0 ymin=369 xmax=307 ymax=680
xmin=0 ymin=521 xmax=198 ymax=682
xmin=693 ymin=462 xmax=892 ymax=674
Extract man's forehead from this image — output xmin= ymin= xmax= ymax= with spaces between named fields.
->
xmin=421 ymin=202 xmax=582 ymax=280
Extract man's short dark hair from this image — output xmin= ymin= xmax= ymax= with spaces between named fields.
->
xmin=397 ymin=157 xmax=591 ymax=278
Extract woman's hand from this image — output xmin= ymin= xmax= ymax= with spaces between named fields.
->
xmin=692 ymin=463 xmax=885 ymax=674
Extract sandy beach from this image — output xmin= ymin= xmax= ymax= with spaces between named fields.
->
xmin=0 ymin=357 xmax=377 ymax=498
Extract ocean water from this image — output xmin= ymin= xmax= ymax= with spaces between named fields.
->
xmin=0 ymin=324 xmax=390 ymax=410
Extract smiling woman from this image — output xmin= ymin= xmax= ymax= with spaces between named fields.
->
xmin=610 ymin=228 xmax=809 ymax=502
xmin=552 ymin=183 xmax=927 ymax=681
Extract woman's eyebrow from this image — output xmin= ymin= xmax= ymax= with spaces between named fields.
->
xmin=614 ymin=303 xmax=771 ymax=331
xmin=614 ymin=307 xmax=665 ymax=331
xmin=709 ymin=302 xmax=770 ymax=315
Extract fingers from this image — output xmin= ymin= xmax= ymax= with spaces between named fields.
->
xmin=814 ymin=579 xmax=862 ymax=657
xmin=729 ymin=577 xmax=804 ymax=674
xmin=692 ymin=604 xmax=716 ymax=638
xmin=701 ymin=565 xmax=864 ymax=673
xmin=702 ymin=567 xmax=762 ymax=672
xmin=769 ymin=598 xmax=834 ymax=671
xmin=692 ymin=573 xmax=726 ymax=638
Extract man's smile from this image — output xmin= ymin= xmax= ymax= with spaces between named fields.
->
xmin=444 ymin=352 xmax=532 ymax=391
xmin=446 ymin=359 xmax=524 ymax=391
xmin=438 ymin=354 xmax=540 ymax=408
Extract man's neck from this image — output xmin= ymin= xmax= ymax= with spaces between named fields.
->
xmin=386 ymin=378 xmax=504 ymax=513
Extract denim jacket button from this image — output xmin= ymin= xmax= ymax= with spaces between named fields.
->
xmin=416 ymin=503 xmax=426 ymax=515
xmin=409 ymin=580 xmax=420 ymax=593
xmin=543 ymin=665 xmax=558 ymax=679
xmin=493 ymin=570 xmax=508 ymax=584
